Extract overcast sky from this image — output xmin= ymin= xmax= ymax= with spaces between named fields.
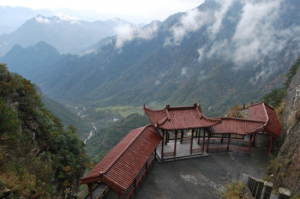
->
xmin=2 ymin=0 xmax=205 ymax=24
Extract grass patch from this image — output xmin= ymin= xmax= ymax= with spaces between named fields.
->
xmin=222 ymin=180 xmax=247 ymax=199
xmin=95 ymin=106 xmax=144 ymax=118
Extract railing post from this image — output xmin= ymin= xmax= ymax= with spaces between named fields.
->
xmin=248 ymin=176 xmax=255 ymax=193
xmin=251 ymin=177 xmax=258 ymax=196
xmin=260 ymin=181 xmax=273 ymax=199
xmin=277 ymin=187 xmax=291 ymax=199
xmin=254 ymin=179 xmax=264 ymax=199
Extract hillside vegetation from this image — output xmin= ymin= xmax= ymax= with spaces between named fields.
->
xmin=86 ymin=113 xmax=149 ymax=161
xmin=0 ymin=63 xmax=90 ymax=198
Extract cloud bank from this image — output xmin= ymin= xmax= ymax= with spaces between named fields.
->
xmin=232 ymin=0 xmax=287 ymax=65
xmin=35 ymin=14 xmax=81 ymax=24
xmin=165 ymin=0 xmax=233 ymax=46
xmin=165 ymin=9 xmax=213 ymax=46
xmin=35 ymin=16 xmax=51 ymax=24
xmin=114 ymin=21 xmax=159 ymax=49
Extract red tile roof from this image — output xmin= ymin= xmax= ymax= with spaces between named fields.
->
xmin=249 ymin=102 xmax=282 ymax=139
xmin=144 ymin=103 xmax=221 ymax=130
xmin=210 ymin=102 xmax=282 ymax=138
xmin=210 ymin=117 xmax=265 ymax=135
xmin=80 ymin=125 xmax=161 ymax=194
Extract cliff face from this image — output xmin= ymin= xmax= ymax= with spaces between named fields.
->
xmin=273 ymin=64 xmax=300 ymax=194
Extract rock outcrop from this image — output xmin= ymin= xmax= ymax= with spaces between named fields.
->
xmin=273 ymin=65 xmax=300 ymax=194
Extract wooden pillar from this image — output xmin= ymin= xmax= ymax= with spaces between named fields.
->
xmin=202 ymin=129 xmax=206 ymax=152
xmin=248 ymin=134 xmax=253 ymax=153
xmin=161 ymin=130 xmax=164 ymax=159
xmin=268 ymin=137 xmax=274 ymax=155
xmin=252 ymin=133 xmax=256 ymax=146
xmin=165 ymin=130 xmax=168 ymax=145
xmin=190 ymin=129 xmax=194 ymax=154
xmin=174 ymin=130 xmax=178 ymax=156
xmin=88 ymin=184 xmax=93 ymax=199
xmin=206 ymin=133 xmax=210 ymax=152
xmin=180 ymin=130 xmax=183 ymax=143
xmin=227 ymin=134 xmax=231 ymax=151
xmin=198 ymin=129 xmax=200 ymax=144
xmin=134 ymin=179 xmax=137 ymax=192
xmin=118 ymin=193 xmax=121 ymax=199
xmin=221 ymin=134 xmax=224 ymax=143
xmin=167 ymin=131 xmax=169 ymax=143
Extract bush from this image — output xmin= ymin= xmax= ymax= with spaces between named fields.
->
xmin=222 ymin=180 xmax=247 ymax=199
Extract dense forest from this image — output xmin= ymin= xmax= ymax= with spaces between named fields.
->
xmin=0 ymin=63 xmax=90 ymax=198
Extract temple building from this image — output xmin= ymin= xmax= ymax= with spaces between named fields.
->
xmin=80 ymin=102 xmax=282 ymax=199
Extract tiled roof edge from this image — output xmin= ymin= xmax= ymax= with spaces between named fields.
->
xmin=100 ymin=125 xmax=151 ymax=175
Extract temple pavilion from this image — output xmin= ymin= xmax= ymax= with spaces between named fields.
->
xmin=80 ymin=102 xmax=282 ymax=199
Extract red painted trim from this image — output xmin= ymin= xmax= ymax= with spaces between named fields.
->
xmin=247 ymin=134 xmax=253 ymax=153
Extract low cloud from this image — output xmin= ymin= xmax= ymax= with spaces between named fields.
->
xmin=35 ymin=14 xmax=81 ymax=25
xmin=206 ymin=39 xmax=229 ymax=58
xmin=166 ymin=0 xmax=233 ymax=46
xmin=208 ymin=0 xmax=233 ymax=39
xmin=165 ymin=9 xmax=213 ymax=46
xmin=195 ymin=0 xmax=300 ymax=78
xmin=54 ymin=14 xmax=81 ymax=24
xmin=231 ymin=0 xmax=295 ymax=66
xmin=250 ymin=61 xmax=278 ymax=84
xmin=181 ymin=67 xmax=187 ymax=75
xmin=35 ymin=16 xmax=51 ymax=24
xmin=115 ymin=21 xmax=159 ymax=49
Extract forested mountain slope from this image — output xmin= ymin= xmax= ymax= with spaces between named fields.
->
xmin=0 ymin=63 xmax=89 ymax=198
xmin=1 ymin=0 xmax=300 ymax=116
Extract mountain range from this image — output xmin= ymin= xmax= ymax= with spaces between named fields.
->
xmin=0 ymin=6 xmax=146 ymax=36
xmin=0 ymin=14 xmax=133 ymax=56
xmin=1 ymin=0 xmax=300 ymax=117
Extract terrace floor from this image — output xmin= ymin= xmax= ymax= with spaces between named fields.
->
xmin=132 ymin=134 xmax=271 ymax=199
xmin=87 ymin=135 xmax=271 ymax=199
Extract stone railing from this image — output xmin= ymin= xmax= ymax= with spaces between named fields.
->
xmin=243 ymin=174 xmax=291 ymax=199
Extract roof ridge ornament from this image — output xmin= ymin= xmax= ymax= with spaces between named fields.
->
xmin=198 ymin=101 xmax=202 ymax=113
xmin=165 ymin=108 xmax=171 ymax=121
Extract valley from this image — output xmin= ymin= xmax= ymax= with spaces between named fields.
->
xmin=1 ymin=0 xmax=300 ymax=198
